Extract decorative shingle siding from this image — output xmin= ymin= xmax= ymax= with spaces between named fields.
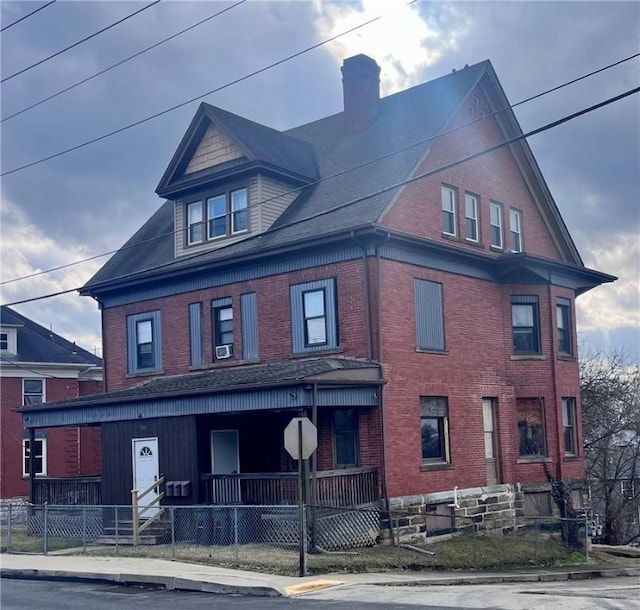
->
xmin=184 ymin=124 xmax=245 ymax=174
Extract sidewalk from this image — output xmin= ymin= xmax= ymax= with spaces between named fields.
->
xmin=2 ymin=553 xmax=639 ymax=597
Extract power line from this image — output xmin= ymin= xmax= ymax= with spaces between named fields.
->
xmin=1 ymin=51 xmax=638 ymax=286
xmin=1 ymin=0 xmax=161 ymax=84
xmin=1 ymin=0 xmax=247 ymax=123
xmin=0 ymin=0 xmax=56 ymax=33
xmin=3 ymin=84 xmax=637 ymax=307
xmin=0 ymin=2 xmax=414 ymax=177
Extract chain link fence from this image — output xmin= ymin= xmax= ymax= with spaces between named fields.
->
xmin=1 ymin=503 xmax=589 ymax=575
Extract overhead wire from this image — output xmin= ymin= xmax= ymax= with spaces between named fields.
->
xmin=1 ymin=51 xmax=638 ymax=287
xmin=1 ymin=0 xmax=247 ymax=123
xmin=0 ymin=1 xmax=417 ymax=177
xmin=2 ymin=83 xmax=638 ymax=307
xmin=1 ymin=0 xmax=161 ymax=83
xmin=0 ymin=0 xmax=56 ymax=33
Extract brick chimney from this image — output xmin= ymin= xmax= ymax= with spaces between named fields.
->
xmin=341 ymin=54 xmax=381 ymax=132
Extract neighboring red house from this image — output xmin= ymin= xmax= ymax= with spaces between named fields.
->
xmin=1 ymin=305 xmax=102 ymax=501
xmin=21 ymin=56 xmax=614 ymax=526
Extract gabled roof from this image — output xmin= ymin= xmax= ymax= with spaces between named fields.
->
xmin=156 ymin=103 xmax=318 ymax=198
xmin=0 ymin=305 xmax=102 ymax=367
xmin=85 ymin=61 xmax=488 ymax=291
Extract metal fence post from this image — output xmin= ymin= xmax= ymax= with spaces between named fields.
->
xmin=395 ymin=513 xmax=402 ymax=571
xmin=170 ymin=507 xmax=175 ymax=561
xmin=115 ymin=505 xmax=119 ymax=555
xmin=43 ymin=503 xmax=48 ymax=555
xmin=534 ymin=517 xmax=539 ymax=561
xmin=232 ymin=506 xmax=238 ymax=563
xmin=7 ymin=504 xmax=13 ymax=553
xmin=82 ymin=506 xmax=87 ymax=553
xmin=583 ymin=513 xmax=589 ymax=562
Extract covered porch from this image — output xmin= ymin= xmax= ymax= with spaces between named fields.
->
xmin=22 ymin=358 xmax=385 ymax=509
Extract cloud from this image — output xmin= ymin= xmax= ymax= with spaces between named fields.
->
xmin=0 ymin=197 xmax=102 ymax=355
xmin=576 ymin=231 xmax=640 ymax=353
xmin=311 ymin=0 xmax=470 ymax=94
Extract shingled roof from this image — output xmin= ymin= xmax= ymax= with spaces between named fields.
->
xmin=23 ymin=358 xmax=381 ymax=410
xmin=0 ymin=305 xmax=102 ymax=367
xmin=84 ymin=60 xmax=488 ymax=290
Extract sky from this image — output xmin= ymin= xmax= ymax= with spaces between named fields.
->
xmin=1 ymin=0 xmax=639 ymax=362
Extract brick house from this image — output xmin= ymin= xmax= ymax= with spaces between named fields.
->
xmin=21 ymin=56 xmax=614 ymax=522
xmin=1 ymin=305 xmax=102 ymax=501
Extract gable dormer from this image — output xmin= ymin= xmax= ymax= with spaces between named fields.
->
xmin=156 ymin=103 xmax=318 ymax=258
xmin=0 ymin=324 xmax=18 ymax=357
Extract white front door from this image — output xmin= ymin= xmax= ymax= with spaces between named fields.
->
xmin=132 ymin=437 xmax=160 ymax=518
xmin=211 ymin=430 xmax=240 ymax=503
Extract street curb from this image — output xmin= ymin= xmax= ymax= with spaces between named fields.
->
xmin=0 ymin=568 xmax=284 ymax=597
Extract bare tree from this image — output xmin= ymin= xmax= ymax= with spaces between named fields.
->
xmin=581 ymin=350 xmax=640 ymax=545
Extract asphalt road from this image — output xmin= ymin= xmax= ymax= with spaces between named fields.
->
xmin=2 ymin=576 xmax=639 ymax=610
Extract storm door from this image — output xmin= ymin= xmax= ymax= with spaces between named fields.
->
xmin=210 ymin=430 xmax=240 ymax=503
xmin=132 ymin=437 xmax=160 ymax=518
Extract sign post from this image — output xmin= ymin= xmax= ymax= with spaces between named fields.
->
xmin=284 ymin=416 xmax=317 ymax=576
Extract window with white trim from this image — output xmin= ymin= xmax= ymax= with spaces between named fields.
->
xmin=0 ymin=332 xmax=7 ymax=351
xmin=127 ymin=311 xmax=162 ymax=374
xmin=23 ymin=379 xmax=44 ymax=405
xmin=0 ymin=327 xmax=17 ymax=354
xmin=509 ymin=208 xmax=523 ymax=252
xmin=562 ymin=398 xmax=578 ymax=456
xmin=23 ymin=438 xmax=47 ymax=476
xmin=212 ymin=298 xmax=234 ymax=359
xmin=464 ymin=193 xmax=479 ymax=242
xmin=441 ymin=185 xmax=457 ymax=236
xmin=490 ymin=201 xmax=503 ymax=249
xmin=290 ymin=279 xmax=338 ymax=353
xmin=185 ymin=187 xmax=248 ymax=246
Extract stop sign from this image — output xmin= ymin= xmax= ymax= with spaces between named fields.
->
xmin=284 ymin=416 xmax=317 ymax=460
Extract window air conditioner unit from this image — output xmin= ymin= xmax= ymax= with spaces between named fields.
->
xmin=215 ymin=344 xmax=233 ymax=359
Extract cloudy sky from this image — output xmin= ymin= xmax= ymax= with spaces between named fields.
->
xmin=1 ymin=0 xmax=638 ymax=361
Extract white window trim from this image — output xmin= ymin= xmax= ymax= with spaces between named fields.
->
xmin=490 ymin=202 xmax=503 ymax=249
xmin=22 ymin=437 xmax=47 ymax=477
xmin=186 ymin=200 xmax=203 ymax=245
xmin=464 ymin=193 xmax=479 ymax=242
xmin=509 ymin=208 xmax=523 ymax=253
xmin=0 ymin=327 xmax=18 ymax=354
xmin=22 ymin=378 xmax=45 ymax=405
xmin=441 ymin=185 xmax=457 ymax=237
xmin=230 ymin=188 xmax=249 ymax=235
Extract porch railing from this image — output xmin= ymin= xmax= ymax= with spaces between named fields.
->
xmin=32 ymin=477 xmax=102 ymax=505
xmin=199 ymin=467 xmax=378 ymax=507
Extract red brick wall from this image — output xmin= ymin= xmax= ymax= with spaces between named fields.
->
xmin=380 ymin=86 xmax=562 ymax=261
xmin=103 ymin=260 xmax=370 ymax=391
xmin=0 ymin=376 xmax=102 ymax=499
xmin=376 ymin=258 xmax=584 ymax=499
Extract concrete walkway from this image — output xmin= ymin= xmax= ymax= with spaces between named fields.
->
xmin=1 ymin=553 xmax=639 ymax=597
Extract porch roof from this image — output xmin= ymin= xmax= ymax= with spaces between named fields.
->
xmin=21 ymin=358 xmax=383 ymax=429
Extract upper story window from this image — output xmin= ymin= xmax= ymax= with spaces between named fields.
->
xmin=556 ymin=298 xmax=573 ymax=356
xmin=490 ymin=202 xmax=503 ymax=249
xmin=186 ymin=187 xmax=248 ymax=246
xmin=0 ymin=327 xmax=17 ymax=354
xmin=464 ymin=193 xmax=479 ymax=242
xmin=212 ymin=297 xmax=234 ymax=359
xmin=511 ymin=296 xmax=540 ymax=354
xmin=290 ymin=278 xmax=338 ymax=354
xmin=127 ymin=311 xmax=162 ymax=374
xmin=414 ymin=279 xmax=445 ymax=352
xmin=441 ymin=185 xmax=457 ymax=236
xmin=509 ymin=208 xmax=523 ymax=252
xmin=23 ymin=379 xmax=44 ymax=405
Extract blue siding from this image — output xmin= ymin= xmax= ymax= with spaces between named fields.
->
xmin=241 ymin=292 xmax=259 ymax=359
xmin=126 ymin=311 xmax=162 ymax=374
xmin=22 ymin=385 xmax=380 ymax=428
xmin=414 ymin=279 xmax=445 ymax=351
xmin=290 ymin=278 xmax=338 ymax=353
xmin=188 ymin=302 xmax=203 ymax=366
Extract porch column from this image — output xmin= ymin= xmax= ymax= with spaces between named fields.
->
xmin=28 ymin=427 xmax=36 ymax=504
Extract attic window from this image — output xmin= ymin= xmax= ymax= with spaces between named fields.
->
xmin=0 ymin=327 xmax=17 ymax=354
xmin=185 ymin=187 xmax=248 ymax=246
